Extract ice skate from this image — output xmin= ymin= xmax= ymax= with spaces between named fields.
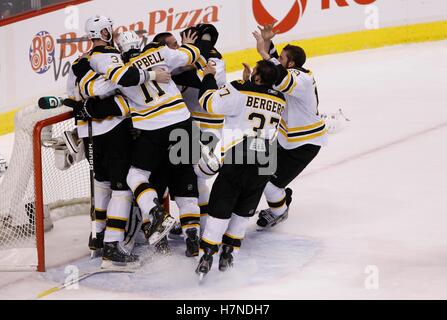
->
xmin=257 ymin=188 xmax=292 ymax=231
xmin=185 ymin=228 xmax=199 ymax=257
xmin=218 ymin=245 xmax=234 ymax=272
xmin=196 ymin=248 xmax=214 ymax=281
xmin=142 ymin=199 xmax=176 ymax=246
xmin=101 ymin=241 xmax=140 ymax=270
xmin=168 ymin=221 xmax=183 ymax=240
xmin=154 ymin=236 xmax=171 ymax=256
xmin=89 ymin=230 xmax=105 ymax=258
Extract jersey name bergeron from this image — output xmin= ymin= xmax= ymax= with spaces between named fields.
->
xmin=246 ymin=96 xmax=284 ymax=115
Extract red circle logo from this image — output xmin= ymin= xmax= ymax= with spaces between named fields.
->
xmin=253 ymin=0 xmax=307 ymax=34
xmin=29 ymin=31 xmax=55 ymax=74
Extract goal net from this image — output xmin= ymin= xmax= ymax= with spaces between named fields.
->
xmin=0 ymin=105 xmax=90 ymax=271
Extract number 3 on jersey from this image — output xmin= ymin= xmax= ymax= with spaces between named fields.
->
xmin=248 ymin=112 xmax=280 ymax=135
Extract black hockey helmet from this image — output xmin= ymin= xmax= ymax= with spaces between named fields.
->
xmin=180 ymin=24 xmax=219 ymax=47
xmin=195 ymin=23 xmax=219 ymax=47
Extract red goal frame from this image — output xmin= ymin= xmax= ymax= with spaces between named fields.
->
xmin=33 ymin=111 xmax=73 ymax=272
xmin=32 ymin=111 xmax=171 ymax=272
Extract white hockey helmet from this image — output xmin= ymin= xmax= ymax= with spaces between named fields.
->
xmin=85 ymin=15 xmax=114 ymax=42
xmin=116 ymin=31 xmax=141 ymax=53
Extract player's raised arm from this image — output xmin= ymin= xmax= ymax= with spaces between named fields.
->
xmin=198 ymin=63 xmax=242 ymax=116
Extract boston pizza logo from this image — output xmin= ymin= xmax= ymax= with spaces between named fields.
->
xmin=252 ymin=0 xmax=307 ymax=34
xmin=29 ymin=31 xmax=55 ymax=74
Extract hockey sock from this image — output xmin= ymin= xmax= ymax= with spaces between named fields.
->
xmin=126 ymin=167 xmax=158 ymax=223
xmin=94 ymin=180 xmax=111 ymax=233
xmin=200 ymin=216 xmax=230 ymax=255
xmin=198 ymin=177 xmax=210 ymax=232
xmin=176 ymin=197 xmax=201 ymax=237
xmin=222 ymin=213 xmax=250 ymax=259
xmin=264 ymin=182 xmax=288 ymax=216
xmin=104 ymin=190 xmax=132 ymax=243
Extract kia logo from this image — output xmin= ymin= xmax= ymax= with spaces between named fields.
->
xmin=253 ymin=0 xmax=307 ymax=34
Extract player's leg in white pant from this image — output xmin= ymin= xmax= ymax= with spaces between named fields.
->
xmin=126 ymin=166 xmax=175 ymax=245
xmin=126 ymin=166 xmax=156 ymax=223
xmin=94 ymin=180 xmax=111 ymax=234
xmin=197 ymin=177 xmax=211 ymax=234
xmin=89 ymin=180 xmax=111 ymax=253
xmin=196 ymin=216 xmax=230 ymax=277
xmin=104 ymin=190 xmax=133 ymax=243
xmin=263 ymin=182 xmax=288 ymax=216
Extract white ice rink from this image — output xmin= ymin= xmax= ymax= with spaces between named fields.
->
xmin=0 ymin=40 xmax=446 ymax=299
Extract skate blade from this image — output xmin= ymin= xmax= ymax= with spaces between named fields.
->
xmin=148 ymin=217 xmax=176 ymax=245
xmin=101 ymin=259 xmax=141 ymax=271
xmin=198 ymin=272 xmax=205 ymax=282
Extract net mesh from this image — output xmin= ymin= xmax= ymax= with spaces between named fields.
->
xmin=0 ymin=105 xmax=90 ymax=270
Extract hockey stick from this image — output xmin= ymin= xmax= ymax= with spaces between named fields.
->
xmin=87 ymin=118 xmax=96 ymax=245
xmin=36 ymin=269 xmax=135 ymax=299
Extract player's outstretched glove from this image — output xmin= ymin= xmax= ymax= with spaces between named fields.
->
xmin=63 ymin=98 xmax=94 ymax=121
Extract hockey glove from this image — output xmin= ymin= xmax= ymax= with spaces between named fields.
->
xmin=63 ymin=98 xmax=93 ymax=121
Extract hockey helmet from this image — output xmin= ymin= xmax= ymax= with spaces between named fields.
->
xmin=196 ymin=23 xmax=219 ymax=47
xmin=85 ymin=15 xmax=114 ymax=43
xmin=116 ymin=31 xmax=141 ymax=53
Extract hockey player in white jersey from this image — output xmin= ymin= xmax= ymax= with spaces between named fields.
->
xmin=66 ymin=16 xmax=171 ymax=268
xmin=115 ymin=30 xmax=206 ymax=256
xmin=70 ymin=29 xmax=205 ymax=256
xmin=195 ymin=60 xmax=286 ymax=278
xmin=169 ymin=24 xmax=227 ymax=235
xmin=252 ymin=25 xmax=328 ymax=230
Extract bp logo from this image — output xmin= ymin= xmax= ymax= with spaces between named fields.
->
xmin=253 ymin=0 xmax=307 ymax=34
xmin=29 ymin=31 xmax=55 ymax=74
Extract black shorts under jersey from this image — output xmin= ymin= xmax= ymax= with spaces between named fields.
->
xmin=83 ymin=118 xmax=132 ymax=191
xmin=270 ymin=144 xmax=321 ymax=189
xmin=132 ymin=118 xmax=199 ymax=199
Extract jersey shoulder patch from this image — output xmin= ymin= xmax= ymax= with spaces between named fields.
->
xmin=230 ymin=79 xmax=251 ymax=91
xmin=90 ymin=45 xmax=120 ymax=55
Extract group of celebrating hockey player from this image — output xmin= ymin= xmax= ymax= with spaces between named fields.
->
xmin=65 ymin=15 xmax=327 ymax=279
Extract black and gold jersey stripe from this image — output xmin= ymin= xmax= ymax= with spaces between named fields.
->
xmin=199 ymin=89 xmax=217 ymax=113
xmin=178 ymin=44 xmax=200 ymax=65
xmin=192 ymin=112 xmax=224 ymax=129
xmin=131 ymin=98 xmax=187 ymax=122
xmin=279 ymin=119 xmax=327 ymax=142
xmin=277 ymin=71 xmax=296 ymax=93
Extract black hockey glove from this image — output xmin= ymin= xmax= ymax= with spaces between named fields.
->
xmin=63 ymin=98 xmax=93 ymax=121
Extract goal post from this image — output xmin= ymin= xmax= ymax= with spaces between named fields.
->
xmin=33 ymin=111 xmax=74 ymax=272
xmin=0 ymin=105 xmax=171 ymax=272
xmin=0 ymin=105 xmax=90 ymax=272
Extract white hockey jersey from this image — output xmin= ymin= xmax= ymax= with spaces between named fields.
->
xmin=270 ymin=58 xmax=328 ymax=150
xmin=199 ymin=78 xmax=286 ymax=163
xmin=66 ymin=46 xmax=131 ymax=138
xmin=122 ymin=43 xmax=202 ymax=131
xmin=180 ymin=57 xmax=226 ymax=139
xmin=72 ymin=43 xmax=203 ymax=132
